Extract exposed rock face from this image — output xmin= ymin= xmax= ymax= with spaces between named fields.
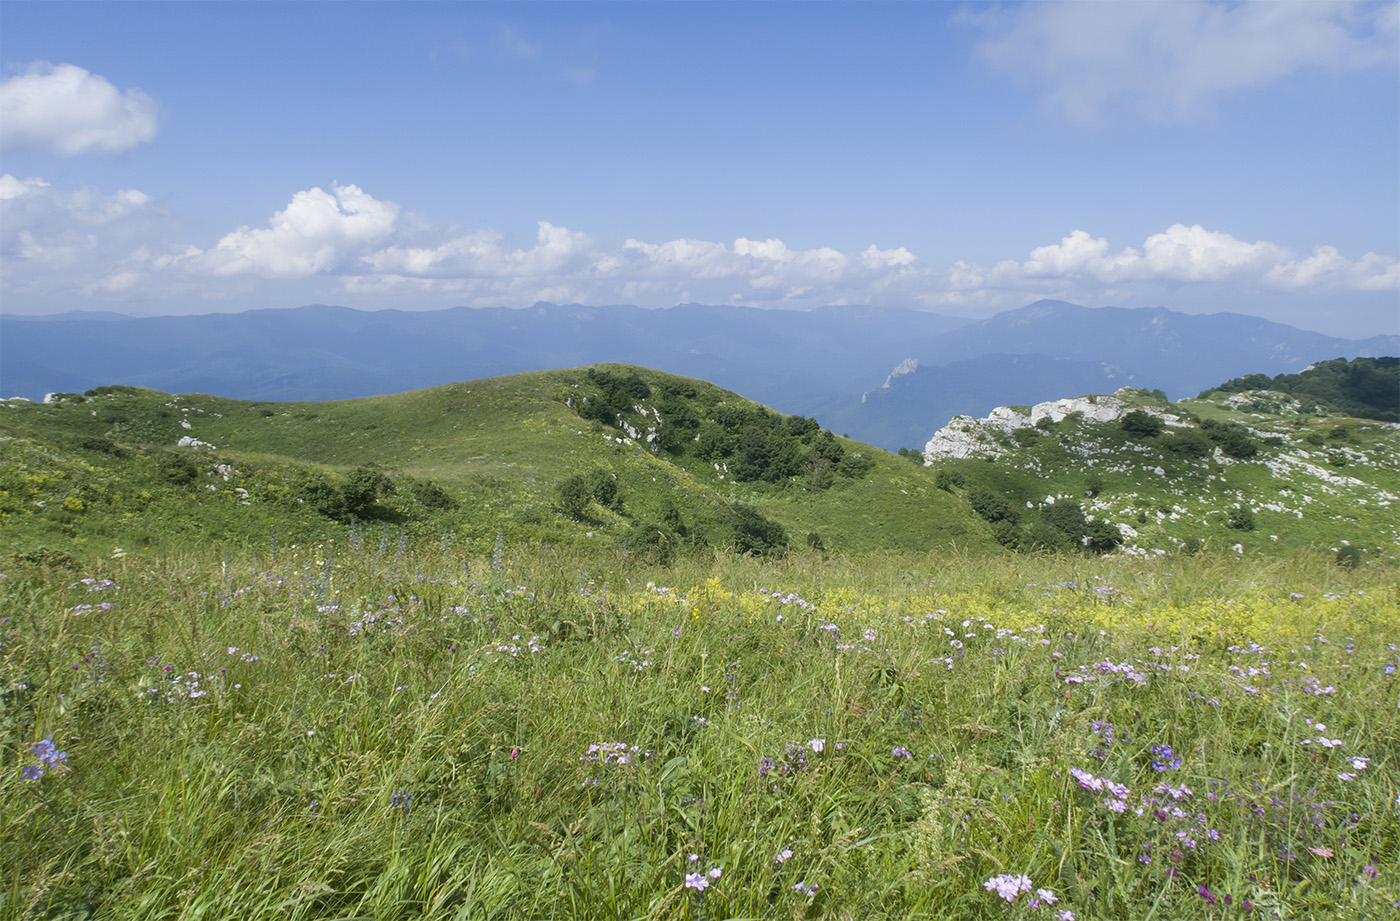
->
xmin=922 ymin=389 xmax=1181 ymax=462
xmin=861 ymin=358 xmax=919 ymax=404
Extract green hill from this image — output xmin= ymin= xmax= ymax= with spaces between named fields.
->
xmin=0 ymin=367 xmax=994 ymax=561
xmin=923 ymin=386 xmax=1399 ymax=565
xmin=1203 ymin=356 xmax=1399 ymax=422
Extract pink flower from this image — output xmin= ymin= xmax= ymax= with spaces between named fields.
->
xmin=983 ymin=874 xmax=1033 ymax=902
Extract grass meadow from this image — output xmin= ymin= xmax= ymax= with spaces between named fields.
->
xmin=2 ymin=538 xmax=1397 ymax=920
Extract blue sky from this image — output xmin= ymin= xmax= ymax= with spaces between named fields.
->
xmin=2 ymin=1 xmax=1397 ymax=337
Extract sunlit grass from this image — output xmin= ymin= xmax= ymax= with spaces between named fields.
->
xmin=3 ymin=541 xmax=1396 ymax=919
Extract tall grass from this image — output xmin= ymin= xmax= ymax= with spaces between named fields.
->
xmin=2 ymin=539 xmax=1396 ymax=919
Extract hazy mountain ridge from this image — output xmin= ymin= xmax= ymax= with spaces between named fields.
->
xmin=3 ymin=300 xmax=1393 ymax=451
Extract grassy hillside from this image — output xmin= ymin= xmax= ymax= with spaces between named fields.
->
xmin=3 ymin=369 xmax=1397 ymax=919
xmin=0 ymin=367 xmax=995 ymax=563
xmin=925 ymin=387 xmax=1399 ymax=566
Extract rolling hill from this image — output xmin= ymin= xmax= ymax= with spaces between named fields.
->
xmin=4 ymin=360 xmax=1395 ymax=568
xmin=0 ymin=366 xmax=995 ymax=560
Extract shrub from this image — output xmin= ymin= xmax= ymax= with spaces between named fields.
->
xmin=623 ymin=520 xmax=677 ymax=563
xmin=1162 ymin=430 xmax=1213 ymax=458
xmin=587 ymin=467 xmax=619 ymax=510
xmin=408 ymin=479 xmax=455 ymax=510
xmin=1121 ymin=410 xmax=1164 ymax=438
xmin=1011 ymin=427 xmax=1042 ymax=447
xmin=342 ymin=466 xmax=394 ymax=520
xmin=1201 ymin=420 xmax=1259 ymax=459
xmin=1227 ymin=506 xmax=1256 ymax=531
xmin=969 ymin=489 xmax=1017 ymax=524
xmin=557 ymin=474 xmax=592 ymax=520
xmin=729 ymin=505 xmax=787 ymax=555
xmin=1335 ymin=545 xmax=1362 ymax=569
xmin=934 ymin=468 xmax=965 ymax=492
xmin=835 ymin=451 xmax=875 ymax=479
xmin=158 ymin=453 xmax=200 ymax=487
xmin=1083 ymin=519 xmax=1122 ymax=554
xmin=1042 ymin=501 xmax=1087 ymax=537
xmin=290 ymin=471 xmax=347 ymax=520
xmin=77 ymin=436 xmax=125 ymax=457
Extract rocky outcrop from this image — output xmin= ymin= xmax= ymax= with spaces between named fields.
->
xmin=861 ymin=357 xmax=919 ymax=404
xmin=922 ymin=389 xmax=1182 ymax=462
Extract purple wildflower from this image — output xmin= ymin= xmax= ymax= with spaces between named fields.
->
xmin=1149 ymin=744 xmax=1181 ymax=772
xmin=984 ymin=874 xmax=1033 ymax=902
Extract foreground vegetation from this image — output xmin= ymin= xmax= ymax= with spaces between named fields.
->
xmin=3 ymin=537 xmax=1396 ymax=919
xmin=3 ymin=363 xmax=1396 ymax=917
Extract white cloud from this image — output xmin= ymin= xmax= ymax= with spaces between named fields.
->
xmin=364 ymin=220 xmax=593 ymax=278
xmin=0 ymin=63 xmax=160 ymax=155
xmin=196 ymin=184 xmax=399 ymax=278
xmin=1266 ymin=245 xmax=1400 ymax=291
xmin=3 ymin=178 xmax=1395 ymax=326
xmin=966 ymin=0 xmax=1400 ymax=124
xmin=0 ymin=173 xmax=162 ymax=284
xmin=960 ymin=224 xmax=1397 ymax=298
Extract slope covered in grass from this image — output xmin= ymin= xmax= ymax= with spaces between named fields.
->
xmin=0 ymin=367 xmax=995 ymax=561
xmin=924 ymin=387 xmax=1399 ymax=566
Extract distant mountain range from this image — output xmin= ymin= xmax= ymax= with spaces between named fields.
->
xmin=3 ymin=300 xmax=1394 ymax=450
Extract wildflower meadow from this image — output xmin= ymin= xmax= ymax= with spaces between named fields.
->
xmin=2 ymin=539 xmax=1396 ymax=919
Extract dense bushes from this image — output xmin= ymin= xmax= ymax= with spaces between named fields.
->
xmin=572 ymin=368 xmax=859 ymax=489
xmin=556 ymin=466 xmax=620 ymax=520
xmin=1211 ymin=357 xmax=1399 ymax=422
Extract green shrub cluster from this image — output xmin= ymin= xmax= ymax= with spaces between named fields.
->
xmin=1211 ymin=356 xmax=1399 ymax=422
xmin=573 ymin=368 xmax=863 ymax=489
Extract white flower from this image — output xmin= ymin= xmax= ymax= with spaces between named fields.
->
xmin=809 ymin=738 xmax=825 ymax=753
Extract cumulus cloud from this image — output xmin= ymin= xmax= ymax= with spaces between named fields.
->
xmin=957 ymin=224 xmax=1398 ymax=298
xmin=4 ymin=177 xmax=1396 ymax=322
xmin=196 ymin=184 xmax=399 ymax=278
xmin=0 ymin=173 xmax=163 ymax=292
xmin=965 ymin=0 xmax=1400 ymax=123
xmin=364 ymin=220 xmax=593 ymax=278
xmin=0 ymin=63 xmax=160 ymax=155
